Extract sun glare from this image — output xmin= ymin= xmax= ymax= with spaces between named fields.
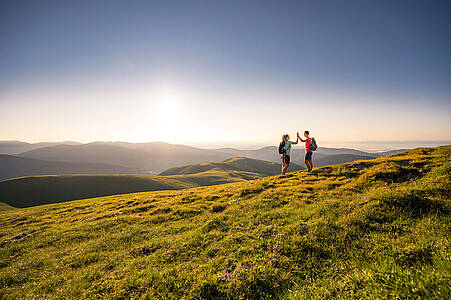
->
xmin=153 ymin=90 xmax=183 ymax=142
xmin=156 ymin=99 xmax=179 ymax=117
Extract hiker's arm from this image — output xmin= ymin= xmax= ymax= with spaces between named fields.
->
xmin=297 ymin=132 xmax=306 ymax=142
xmin=292 ymin=135 xmax=299 ymax=145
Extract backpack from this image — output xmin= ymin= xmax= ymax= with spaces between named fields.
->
xmin=310 ymin=137 xmax=318 ymax=151
xmin=278 ymin=141 xmax=286 ymax=154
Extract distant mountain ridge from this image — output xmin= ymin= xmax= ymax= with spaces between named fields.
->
xmin=0 ymin=140 xmax=407 ymax=177
xmin=0 ymin=154 xmax=147 ymax=181
xmin=212 ymin=146 xmax=404 ymax=165
xmin=0 ymin=140 xmax=82 ymax=155
xmin=17 ymin=142 xmax=231 ymax=173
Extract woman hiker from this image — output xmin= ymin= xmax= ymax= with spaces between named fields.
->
xmin=280 ymin=133 xmax=299 ymax=175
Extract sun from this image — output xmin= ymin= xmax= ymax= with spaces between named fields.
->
xmin=156 ymin=100 xmax=179 ymax=117
xmin=152 ymin=99 xmax=182 ymax=142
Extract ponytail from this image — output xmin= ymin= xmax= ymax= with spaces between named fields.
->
xmin=281 ymin=134 xmax=288 ymax=143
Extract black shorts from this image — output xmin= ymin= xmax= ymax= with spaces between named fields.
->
xmin=305 ymin=151 xmax=312 ymax=161
xmin=282 ymin=154 xmax=290 ymax=164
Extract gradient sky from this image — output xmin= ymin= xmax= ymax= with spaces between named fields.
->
xmin=1 ymin=0 xmax=450 ymax=145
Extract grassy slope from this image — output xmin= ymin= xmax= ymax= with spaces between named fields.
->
xmin=0 ymin=146 xmax=449 ymax=299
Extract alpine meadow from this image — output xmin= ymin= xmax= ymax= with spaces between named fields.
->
xmin=1 ymin=146 xmax=449 ymax=298
xmin=1 ymin=1 xmax=450 ymax=299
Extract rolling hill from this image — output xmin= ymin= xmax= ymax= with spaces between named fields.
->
xmin=0 ymin=175 xmax=197 ymax=208
xmin=311 ymin=153 xmax=378 ymax=167
xmin=0 ymin=157 xmax=294 ymax=208
xmin=159 ymin=156 xmax=304 ymax=176
xmin=0 ymin=171 xmax=261 ymax=209
xmin=0 ymin=202 xmax=14 ymax=212
xmin=0 ymin=155 xmax=148 ymax=181
xmin=0 ymin=146 xmax=449 ymax=298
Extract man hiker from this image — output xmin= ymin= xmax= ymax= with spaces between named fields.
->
xmin=279 ymin=133 xmax=300 ymax=175
xmin=298 ymin=131 xmax=314 ymax=172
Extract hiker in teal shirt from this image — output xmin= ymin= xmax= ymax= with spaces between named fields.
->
xmin=280 ymin=133 xmax=299 ymax=175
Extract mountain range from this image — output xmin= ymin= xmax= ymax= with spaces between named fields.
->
xmin=0 ymin=140 xmax=406 ymax=181
xmin=0 ymin=154 xmax=147 ymax=181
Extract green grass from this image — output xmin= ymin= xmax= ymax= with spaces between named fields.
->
xmin=0 ymin=146 xmax=449 ymax=299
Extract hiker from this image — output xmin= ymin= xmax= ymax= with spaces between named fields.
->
xmin=298 ymin=131 xmax=314 ymax=172
xmin=279 ymin=133 xmax=299 ymax=175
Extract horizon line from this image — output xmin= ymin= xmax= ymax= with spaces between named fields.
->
xmin=1 ymin=139 xmax=451 ymax=144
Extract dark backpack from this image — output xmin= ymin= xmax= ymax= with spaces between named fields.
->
xmin=310 ymin=137 xmax=318 ymax=151
xmin=278 ymin=141 xmax=286 ymax=154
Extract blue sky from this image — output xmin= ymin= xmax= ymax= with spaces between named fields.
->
xmin=0 ymin=0 xmax=450 ymax=145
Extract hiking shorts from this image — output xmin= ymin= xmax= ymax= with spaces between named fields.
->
xmin=305 ymin=151 xmax=312 ymax=161
xmin=282 ymin=154 xmax=290 ymax=164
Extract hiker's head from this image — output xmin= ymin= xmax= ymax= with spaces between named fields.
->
xmin=281 ymin=134 xmax=288 ymax=142
xmin=304 ymin=131 xmax=309 ymax=138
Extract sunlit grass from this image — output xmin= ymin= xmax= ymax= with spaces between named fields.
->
xmin=0 ymin=146 xmax=449 ymax=299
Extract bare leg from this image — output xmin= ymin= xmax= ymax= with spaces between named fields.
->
xmin=282 ymin=163 xmax=289 ymax=175
xmin=306 ymin=160 xmax=313 ymax=172
xmin=281 ymin=156 xmax=286 ymax=174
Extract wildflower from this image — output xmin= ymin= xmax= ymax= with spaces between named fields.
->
xmin=364 ymin=196 xmax=368 ymax=201
xmin=223 ymin=270 xmax=231 ymax=280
